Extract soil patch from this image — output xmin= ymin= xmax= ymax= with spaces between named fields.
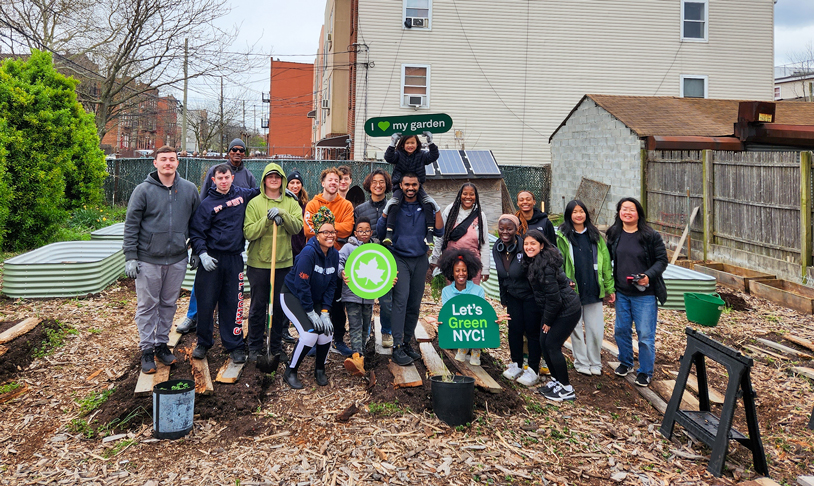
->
xmin=0 ymin=319 xmax=60 ymax=384
xmin=718 ymin=290 xmax=751 ymax=311
xmin=0 ymin=318 xmax=23 ymax=334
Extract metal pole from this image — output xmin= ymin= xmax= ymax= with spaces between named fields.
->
xmin=220 ymin=76 xmax=224 ymax=155
xmin=182 ymin=38 xmax=188 ymax=153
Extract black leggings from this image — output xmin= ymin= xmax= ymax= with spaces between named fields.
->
xmin=540 ymin=310 xmax=582 ymax=386
xmin=505 ymin=293 xmax=542 ymax=371
xmin=279 ymin=285 xmax=333 ymax=373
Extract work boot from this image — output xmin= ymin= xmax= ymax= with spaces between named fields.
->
xmin=248 ymin=348 xmax=263 ymax=362
xmin=402 ymin=342 xmax=421 ymax=361
xmin=141 ymin=349 xmax=156 ymax=374
xmin=381 ymin=333 xmax=393 ymax=348
xmin=282 ymin=326 xmax=296 ymax=344
xmin=425 ymin=228 xmax=435 ymax=249
xmin=154 ymin=343 xmax=177 ymax=366
xmin=230 ymin=348 xmax=247 ymax=364
xmin=314 ymin=368 xmax=328 ymax=386
xmin=176 ymin=317 xmax=196 ymax=334
xmin=192 ymin=344 xmax=208 ymax=360
xmin=343 ymin=352 xmax=366 ymax=376
xmin=382 ymin=228 xmax=394 ymax=246
xmin=391 ymin=345 xmax=413 ymax=366
xmin=284 ymin=367 xmax=303 ymax=389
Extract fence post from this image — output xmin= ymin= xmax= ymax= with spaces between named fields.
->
xmin=702 ymin=150 xmax=713 ymax=261
xmin=801 ymin=151 xmax=813 ymax=278
xmin=640 ymin=149 xmax=648 ymax=215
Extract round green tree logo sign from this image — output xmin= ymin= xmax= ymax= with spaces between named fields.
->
xmin=344 ymin=244 xmax=397 ymax=299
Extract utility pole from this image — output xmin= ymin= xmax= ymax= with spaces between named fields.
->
xmin=181 ymin=38 xmax=188 ymax=153
xmin=219 ymin=76 xmax=224 ymax=154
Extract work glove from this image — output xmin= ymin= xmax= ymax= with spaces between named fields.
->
xmin=200 ymin=252 xmax=218 ymax=272
xmin=189 ymin=254 xmax=200 ymax=270
xmin=307 ymin=310 xmax=323 ymax=332
xmin=420 ymin=192 xmax=441 ymax=211
xmin=390 ymin=132 xmax=401 ymax=147
xmin=125 ymin=260 xmax=140 ymax=279
xmin=285 ymin=188 xmax=298 ymax=199
xmin=422 ymin=131 xmax=433 ymax=143
xmin=383 ymin=196 xmax=399 ymax=217
xmin=319 ymin=312 xmax=334 ymax=335
xmin=267 ymin=207 xmax=283 ymax=225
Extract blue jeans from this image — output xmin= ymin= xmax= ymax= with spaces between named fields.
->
xmin=378 ymin=290 xmax=392 ymax=335
xmin=186 ymin=284 xmax=198 ymax=319
xmin=614 ymin=293 xmax=658 ymax=377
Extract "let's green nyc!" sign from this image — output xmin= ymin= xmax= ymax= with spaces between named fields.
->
xmin=364 ymin=113 xmax=453 ymax=137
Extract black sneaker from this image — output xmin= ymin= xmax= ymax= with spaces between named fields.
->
xmin=614 ymin=364 xmax=631 ymax=377
xmin=141 ymin=349 xmax=156 ymax=374
xmin=282 ymin=327 xmax=296 ymax=344
xmin=154 ymin=343 xmax=177 ymax=366
xmin=425 ymin=228 xmax=435 ymax=249
xmin=382 ymin=228 xmax=394 ymax=246
xmin=314 ymin=369 xmax=328 ymax=386
xmin=634 ymin=373 xmax=651 ymax=387
xmin=391 ymin=345 xmax=413 ymax=366
xmin=230 ymin=348 xmax=247 ymax=364
xmin=192 ymin=344 xmax=208 ymax=359
xmin=283 ymin=367 xmax=303 ymax=389
xmin=543 ymin=383 xmax=576 ymax=402
xmin=176 ymin=317 xmax=196 ymax=334
xmin=248 ymin=348 xmax=263 ymax=362
xmin=402 ymin=342 xmax=421 ymax=361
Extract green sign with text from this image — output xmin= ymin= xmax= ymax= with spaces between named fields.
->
xmin=437 ymin=294 xmax=501 ymax=349
xmin=364 ymin=113 xmax=453 ymax=137
xmin=344 ymin=244 xmax=398 ymax=300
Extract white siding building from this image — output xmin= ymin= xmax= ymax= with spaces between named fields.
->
xmin=349 ymin=0 xmax=774 ymax=166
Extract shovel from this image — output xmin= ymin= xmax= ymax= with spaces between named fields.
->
xmin=257 ymin=222 xmax=280 ymax=373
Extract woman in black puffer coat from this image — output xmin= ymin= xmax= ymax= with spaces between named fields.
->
xmin=523 ymin=230 xmax=582 ymax=402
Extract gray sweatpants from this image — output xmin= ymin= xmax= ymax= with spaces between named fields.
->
xmin=135 ymin=259 xmax=187 ymax=351
xmin=569 ymin=301 xmax=605 ymax=372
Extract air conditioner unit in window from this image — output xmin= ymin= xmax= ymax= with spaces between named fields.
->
xmin=321 ymin=99 xmax=330 ymax=109
xmin=407 ymin=95 xmax=425 ymax=107
xmin=406 ymin=17 xmax=428 ymax=28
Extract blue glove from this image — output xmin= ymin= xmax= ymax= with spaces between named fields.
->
xmin=320 ymin=312 xmax=334 ymax=335
xmin=125 ymin=260 xmax=140 ymax=279
xmin=189 ymin=254 xmax=200 ymax=270
xmin=267 ymin=207 xmax=283 ymax=225
xmin=307 ymin=310 xmax=323 ymax=332
xmin=390 ymin=133 xmax=401 ymax=147
xmin=200 ymin=252 xmax=218 ymax=272
xmin=422 ymin=130 xmax=433 ymax=143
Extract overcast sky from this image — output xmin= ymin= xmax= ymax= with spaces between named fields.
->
xmin=775 ymin=0 xmax=814 ymax=64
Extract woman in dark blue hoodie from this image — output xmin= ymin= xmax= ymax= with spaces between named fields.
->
xmin=280 ymin=207 xmax=340 ymax=389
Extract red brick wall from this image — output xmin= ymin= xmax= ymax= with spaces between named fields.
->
xmin=269 ymin=60 xmax=315 ymax=158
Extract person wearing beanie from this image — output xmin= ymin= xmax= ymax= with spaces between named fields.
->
xmin=199 ymin=138 xmax=257 ymax=197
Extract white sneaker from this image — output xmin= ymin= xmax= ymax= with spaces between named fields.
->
xmin=454 ymin=349 xmax=467 ymax=362
xmin=575 ymin=366 xmax=592 ymax=376
xmin=469 ymin=349 xmax=481 ymax=366
xmin=502 ymin=363 xmax=523 ymax=380
xmin=516 ymin=367 xmax=539 ymax=387
xmin=590 ymin=367 xmax=602 ymax=376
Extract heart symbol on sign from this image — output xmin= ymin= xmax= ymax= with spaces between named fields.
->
xmin=378 ymin=121 xmax=390 ymax=131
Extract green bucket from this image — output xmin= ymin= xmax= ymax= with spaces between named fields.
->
xmin=683 ymin=292 xmax=725 ymax=327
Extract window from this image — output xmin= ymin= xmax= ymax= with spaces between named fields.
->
xmin=401 ymin=64 xmax=430 ymax=108
xmin=681 ymin=75 xmax=708 ymax=98
xmin=774 ymin=86 xmax=781 ymax=100
xmin=681 ymin=0 xmax=707 ymax=41
xmin=403 ymin=0 xmax=431 ymax=30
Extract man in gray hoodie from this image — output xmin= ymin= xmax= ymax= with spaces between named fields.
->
xmin=124 ymin=146 xmax=201 ymax=374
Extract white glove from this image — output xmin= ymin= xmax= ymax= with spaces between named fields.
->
xmin=421 ymin=192 xmax=440 ymax=211
xmin=125 ymin=260 xmax=140 ymax=279
xmin=383 ymin=196 xmax=399 ymax=217
xmin=307 ymin=310 xmax=323 ymax=332
xmin=422 ymin=130 xmax=433 ymax=143
xmin=200 ymin=252 xmax=218 ymax=272
xmin=267 ymin=207 xmax=283 ymax=225
xmin=390 ymin=133 xmax=401 ymax=147
xmin=320 ymin=312 xmax=334 ymax=335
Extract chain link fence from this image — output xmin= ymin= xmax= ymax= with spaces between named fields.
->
xmin=104 ymin=158 xmax=551 ymax=210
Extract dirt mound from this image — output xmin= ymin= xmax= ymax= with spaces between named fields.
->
xmin=0 ymin=319 xmax=61 ymax=385
xmin=718 ymin=290 xmax=751 ymax=311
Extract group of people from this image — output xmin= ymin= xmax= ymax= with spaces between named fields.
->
xmin=124 ymin=133 xmax=668 ymax=401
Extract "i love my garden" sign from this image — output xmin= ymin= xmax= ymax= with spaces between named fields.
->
xmin=437 ymin=294 xmax=500 ymax=349
xmin=364 ymin=113 xmax=453 ymax=137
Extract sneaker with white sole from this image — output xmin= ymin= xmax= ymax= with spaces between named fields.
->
xmin=454 ymin=349 xmax=468 ymax=362
xmin=539 ymin=362 xmax=551 ymax=376
xmin=542 ymin=383 xmax=576 ymax=402
xmin=575 ymin=366 xmax=591 ymax=376
xmin=634 ymin=373 xmax=651 ymax=387
xmin=615 ymin=364 xmax=632 ymax=377
xmin=502 ymin=363 xmax=523 ymax=381
xmin=590 ymin=367 xmax=602 ymax=376
xmin=516 ymin=367 xmax=539 ymax=387
xmin=381 ymin=333 xmax=393 ymax=348
xmin=469 ymin=349 xmax=481 ymax=366
xmin=536 ymin=379 xmax=559 ymax=395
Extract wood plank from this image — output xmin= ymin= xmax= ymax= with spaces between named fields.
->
xmin=783 ymin=335 xmax=814 ymax=354
xmin=387 ymin=362 xmax=423 ymax=388
xmin=791 ymin=367 xmax=814 ymax=381
xmin=608 ymin=362 xmax=667 ymax=414
xmin=374 ymin=317 xmax=391 ymax=356
xmin=742 ymin=345 xmax=790 ymax=361
xmin=601 ymin=338 xmax=638 ymax=357
xmin=0 ymin=345 xmax=7 ymax=358
xmin=192 ymin=356 xmax=214 ymax=395
xmin=0 ymin=318 xmax=40 ymax=344
xmin=442 ymin=348 xmax=502 ymax=394
xmin=215 ymin=358 xmax=245 ymax=384
xmin=419 ymin=342 xmax=449 ymax=377
xmin=419 ymin=317 xmax=438 ymax=341
xmin=749 ymin=279 xmax=814 ymax=314
xmin=667 ymin=371 xmax=725 ymax=405
xmin=167 ymin=318 xmax=185 ymax=349
xmin=652 ymin=379 xmax=700 ymax=410
xmin=798 ymin=476 xmax=814 ymax=486
xmin=414 ymin=320 xmax=431 ymax=342
xmin=134 ymin=362 xmax=171 ymax=397
xmin=670 ymin=206 xmax=700 ymax=264
xmin=755 ymin=337 xmax=813 ymax=360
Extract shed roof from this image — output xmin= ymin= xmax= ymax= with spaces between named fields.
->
xmin=549 ymin=95 xmax=814 ymax=142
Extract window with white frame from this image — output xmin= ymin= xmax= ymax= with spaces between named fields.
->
xmin=681 ymin=75 xmax=708 ymax=98
xmin=681 ymin=0 xmax=707 ymax=41
xmin=401 ymin=64 xmax=429 ymax=108
xmin=403 ymin=0 xmax=431 ymax=29
xmin=774 ymin=86 xmax=781 ymax=100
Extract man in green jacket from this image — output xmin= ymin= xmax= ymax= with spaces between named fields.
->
xmin=244 ymin=163 xmax=304 ymax=362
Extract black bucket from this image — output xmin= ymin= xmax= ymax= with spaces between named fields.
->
xmin=153 ymin=379 xmax=195 ymax=440
xmin=430 ymin=375 xmax=475 ymax=427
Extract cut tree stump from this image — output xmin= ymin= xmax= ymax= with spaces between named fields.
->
xmin=667 ymin=370 xmax=725 ymax=405
xmin=388 ymin=361 xmax=423 ymax=388
xmin=419 ymin=342 xmax=448 ymax=377
xmin=743 ymin=345 xmax=790 ymax=361
xmin=652 ymin=379 xmax=700 ymax=410
xmin=755 ymin=337 xmax=813 ymax=360
xmin=215 ymin=358 xmax=245 ymax=384
xmin=374 ymin=317 xmax=391 ymax=356
xmin=134 ymin=362 xmax=171 ymax=397
xmin=608 ymin=361 xmax=667 ymax=414
xmin=442 ymin=348 xmax=502 ymax=393
xmin=784 ymin=335 xmax=814 ymax=353
xmin=192 ymin=356 xmax=214 ymax=395
xmin=791 ymin=367 xmax=814 ymax=381
xmin=0 ymin=318 xmax=40 ymax=344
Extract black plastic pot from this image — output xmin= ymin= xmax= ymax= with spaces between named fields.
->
xmin=153 ymin=379 xmax=195 ymax=440
xmin=430 ymin=375 xmax=475 ymax=427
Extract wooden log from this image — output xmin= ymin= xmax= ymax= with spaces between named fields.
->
xmin=0 ymin=318 xmax=40 ymax=344
xmin=192 ymin=356 xmax=214 ymax=395
xmin=755 ymin=337 xmax=813 ymax=360
xmin=215 ymin=358 xmax=244 ymax=384
xmin=608 ymin=362 xmax=667 ymax=414
xmin=419 ymin=342 xmax=448 ymax=377
xmin=791 ymin=367 xmax=814 ymax=381
xmin=134 ymin=362 xmax=171 ymax=397
xmin=388 ymin=362 xmax=423 ymax=388
xmin=742 ymin=345 xmax=790 ymax=361
xmin=374 ymin=317 xmax=391 ymax=356
xmin=0 ymin=383 xmax=29 ymax=405
xmin=442 ymin=348 xmax=502 ymax=394
xmin=667 ymin=371 xmax=725 ymax=405
xmin=783 ymin=335 xmax=814 ymax=354
xmin=652 ymin=380 xmax=700 ymax=410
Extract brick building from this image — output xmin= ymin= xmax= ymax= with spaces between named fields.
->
xmin=268 ymin=59 xmax=314 ymax=158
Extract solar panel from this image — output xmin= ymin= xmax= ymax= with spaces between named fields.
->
xmin=425 ymin=161 xmax=436 ymax=176
xmin=466 ymin=150 xmax=501 ymax=175
xmin=436 ymin=150 xmax=468 ymax=175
